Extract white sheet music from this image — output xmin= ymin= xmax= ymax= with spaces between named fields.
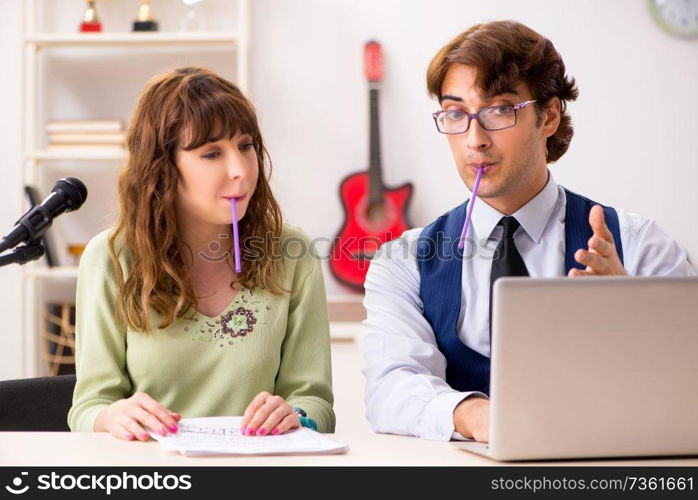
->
xmin=150 ymin=417 xmax=348 ymax=456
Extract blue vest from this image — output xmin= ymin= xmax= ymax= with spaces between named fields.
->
xmin=416 ymin=188 xmax=624 ymax=395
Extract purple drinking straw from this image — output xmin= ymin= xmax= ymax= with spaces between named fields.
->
xmin=231 ymin=198 xmax=242 ymax=274
xmin=458 ymin=166 xmax=484 ymax=250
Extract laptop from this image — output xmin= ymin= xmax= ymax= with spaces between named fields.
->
xmin=454 ymin=276 xmax=698 ymax=461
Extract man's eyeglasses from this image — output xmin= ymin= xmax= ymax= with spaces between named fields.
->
xmin=432 ymin=100 xmax=537 ymax=134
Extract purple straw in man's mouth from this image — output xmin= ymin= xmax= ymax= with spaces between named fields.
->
xmin=231 ymin=198 xmax=242 ymax=274
xmin=458 ymin=166 xmax=484 ymax=250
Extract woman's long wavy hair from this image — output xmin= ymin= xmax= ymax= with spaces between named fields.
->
xmin=109 ymin=66 xmax=284 ymax=332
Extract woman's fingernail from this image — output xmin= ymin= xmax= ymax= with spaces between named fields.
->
xmin=169 ymin=424 xmax=178 ymax=433
xmin=139 ymin=432 xmax=148 ymax=440
xmin=257 ymin=428 xmax=267 ymax=436
xmin=240 ymin=425 xmax=246 ymax=434
xmin=271 ymin=428 xmax=279 ymax=435
xmin=125 ymin=432 xmax=134 ymax=440
xmin=246 ymin=428 xmax=255 ymax=436
xmin=158 ymin=428 xmax=167 ymax=436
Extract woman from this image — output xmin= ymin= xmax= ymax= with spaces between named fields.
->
xmin=67 ymin=67 xmax=334 ymax=440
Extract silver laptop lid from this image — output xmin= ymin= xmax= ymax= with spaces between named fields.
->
xmin=489 ymin=276 xmax=698 ymax=461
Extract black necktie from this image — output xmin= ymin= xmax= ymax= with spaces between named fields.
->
xmin=489 ymin=216 xmax=529 ymax=337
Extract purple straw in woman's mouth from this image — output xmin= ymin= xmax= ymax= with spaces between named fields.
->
xmin=458 ymin=166 xmax=484 ymax=250
xmin=231 ymin=198 xmax=242 ymax=274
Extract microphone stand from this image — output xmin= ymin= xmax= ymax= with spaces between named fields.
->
xmin=0 ymin=240 xmax=46 ymax=267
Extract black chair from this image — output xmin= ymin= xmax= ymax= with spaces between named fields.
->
xmin=0 ymin=374 xmax=75 ymax=431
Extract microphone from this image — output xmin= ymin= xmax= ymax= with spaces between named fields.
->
xmin=0 ymin=177 xmax=88 ymax=254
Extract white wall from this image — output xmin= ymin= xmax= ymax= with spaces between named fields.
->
xmin=1 ymin=0 xmax=697 ymax=378
xmin=251 ymin=0 xmax=698 ymax=294
xmin=0 ymin=0 xmax=23 ymax=379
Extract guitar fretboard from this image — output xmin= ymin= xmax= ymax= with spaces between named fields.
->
xmin=368 ymin=87 xmax=384 ymax=205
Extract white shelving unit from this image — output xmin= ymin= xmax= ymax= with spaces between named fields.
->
xmin=25 ymin=32 xmax=244 ymax=47
xmin=26 ymin=150 xmax=128 ymax=161
xmin=19 ymin=0 xmax=250 ymax=377
xmin=24 ymin=267 xmax=80 ymax=279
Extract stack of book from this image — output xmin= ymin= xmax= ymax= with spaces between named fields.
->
xmin=46 ymin=119 xmax=126 ymax=153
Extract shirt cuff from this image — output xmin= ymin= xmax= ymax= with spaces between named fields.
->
xmin=69 ymin=404 xmax=109 ymax=433
xmin=419 ymin=391 xmax=488 ymax=441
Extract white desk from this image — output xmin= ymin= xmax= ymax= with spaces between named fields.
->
xmin=2 ymin=431 xmax=697 ymax=466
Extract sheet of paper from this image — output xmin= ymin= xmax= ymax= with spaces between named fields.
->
xmin=149 ymin=416 xmax=348 ymax=456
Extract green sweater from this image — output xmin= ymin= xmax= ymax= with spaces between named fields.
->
xmin=68 ymin=223 xmax=335 ymax=433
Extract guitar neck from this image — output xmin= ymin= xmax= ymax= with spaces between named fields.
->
xmin=368 ymin=86 xmax=384 ymax=205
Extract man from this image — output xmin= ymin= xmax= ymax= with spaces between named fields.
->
xmin=362 ymin=20 xmax=696 ymax=442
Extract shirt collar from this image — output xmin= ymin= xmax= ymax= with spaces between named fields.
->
xmin=469 ymin=170 xmax=559 ymax=244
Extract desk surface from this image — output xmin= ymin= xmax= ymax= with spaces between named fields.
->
xmin=2 ymin=432 xmax=697 ymax=466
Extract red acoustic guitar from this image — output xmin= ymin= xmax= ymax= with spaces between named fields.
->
xmin=329 ymin=41 xmax=414 ymax=290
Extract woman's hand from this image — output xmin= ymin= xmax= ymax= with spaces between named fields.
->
xmin=240 ymin=391 xmax=300 ymax=436
xmin=94 ymin=392 xmax=182 ymax=441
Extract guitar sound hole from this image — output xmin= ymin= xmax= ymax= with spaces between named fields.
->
xmin=366 ymin=203 xmax=386 ymax=223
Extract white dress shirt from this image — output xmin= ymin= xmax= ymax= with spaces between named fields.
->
xmin=362 ymin=172 xmax=696 ymax=441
